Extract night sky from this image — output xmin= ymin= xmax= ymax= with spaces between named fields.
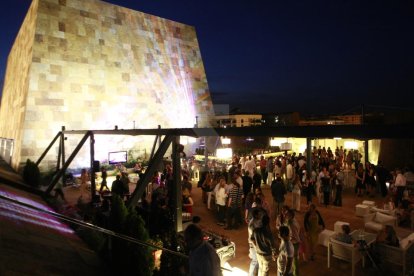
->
xmin=1 ymin=0 xmax=413 ymax=115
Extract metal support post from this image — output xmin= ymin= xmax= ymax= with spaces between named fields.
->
xmin=306 ymin=137 xmax=312 ymax=175
xmin=90 ymin=133 xmax=96 ymax=201
xmin=173 ymin=136 xmax=182 ymax=233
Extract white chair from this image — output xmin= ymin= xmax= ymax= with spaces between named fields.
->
xmin=355 ymin=204 xmax=370 ymax=217
xmin=371 ymin=206 xmax=397 ymax=217
xmin=362 ymin=200 xmax=376 ymax=208
xmin=328 ymin=237 xmax=364 ymax=276
xmin=318 ymin=229 xmax=335 ymax=247
xmin=334 ymin=221 xmax=350 ymax=233
xmin=376 ymin=232 xmax=414 ymax=276
xmin=363 ymin=212 xmax=397 ymax=232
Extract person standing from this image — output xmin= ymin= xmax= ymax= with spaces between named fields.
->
xmin=304 ymin=204 xmax=325 ymax=261
xmin=394 ymin=168 xmax=407 ymax=207
xmin=247 ymin=208 xmax=265 ymax=276
xmin=376 ymin=161 xmax=390 ymax=197
xmin=242 ymin=171 xmax=254 ymax=205
xmin=277 ymin=225 xmax=294 ymax=276
xmin=355 ymin=163 xmax=366 ymax=197
xmin=202 ymin=172 xmax=214 ymax=210
xmin=184 ymin=224 xmax=222 ymax=276
xmin=225 ymin=179 xmax=243 ymax=230
xmin=333 ymin=167 xmax=344 ymax=206
xmin=259 ymin=155 xmax=267 ymax=185
xmin=253 ymin=169 xmax=262 ymax=192
xmin=250 ymin=215 xmax=277 ymax=276
xmin=284 ymin=209 xmax=301 ymax=276
xmin=286 ymin=160 xmax=294 ymax=192
xmin=111 ymin=174 xmax=124 ymax=197
xmin=244 ymin=156 xmax=256 ymax=180
xmin=80 ymin=168 xmax=89 ymax=198
xmin=214 ymin=177 xmax=228 ymax=226
xmin=320 ymin=167 xmax=331 ymax=207
xmin=302 ymin=172 xmax=314 ymax=206
xmin=292 ymin=175 xmax=302 ymax=212
xmin=271 ymin=174 xmax=287 ymax=220
xmin=266 ymin=157 xmax=274 ymax=186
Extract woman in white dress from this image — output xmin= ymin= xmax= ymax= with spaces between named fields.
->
xmin=292 ymin=175 xmax=302 ymax=212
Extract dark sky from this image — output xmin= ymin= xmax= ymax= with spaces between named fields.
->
xmin=1 ymin=0 xmax=413 ymax=115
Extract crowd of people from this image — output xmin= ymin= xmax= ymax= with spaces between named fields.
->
xmin=180 ymin=148 xmax=414 ymax=276
xmin=62 ymin=146 xmax=413 ymax=276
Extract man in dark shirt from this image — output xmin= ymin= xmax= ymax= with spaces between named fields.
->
xmin=250 ymin=215 xmax=277 ymax=276
xmin=253 ymin=169 xmax=262 ymax=192
xmin=271 ymin=174 xmax=286 ymax=220
xmin=184 ymin=224 xmax=222 ymax=276
xmin=182 ymin=175 xmax=193 ymax=194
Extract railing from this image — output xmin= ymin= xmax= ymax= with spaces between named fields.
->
xmin=0 ymin=193 xmax=232 ymax=272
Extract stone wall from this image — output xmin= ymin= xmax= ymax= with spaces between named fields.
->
xmin=0 ymin=0 xmax=38 ymax=171
xmin=0 ymin=0 xmax=214 ymax=171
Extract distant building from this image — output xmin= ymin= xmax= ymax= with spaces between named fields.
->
xmin=215 ymin=113 xmax=262 ymax=128
xmin=261 ymin=112 xmax=300 ymax=126
xmin=299 ymin=114 xmax=362 ymax=126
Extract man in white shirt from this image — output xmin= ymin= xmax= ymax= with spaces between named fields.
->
xmin=286 ymin=160 xmax=294 ymax=191
xmin=214 ymin=177 xmax=228 ymax=226
xmin=244 ymin=156 xmax=256 ymax=180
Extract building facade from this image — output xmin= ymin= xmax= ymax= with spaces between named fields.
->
xmin=0 ymin=0 xmax=214 ymax=171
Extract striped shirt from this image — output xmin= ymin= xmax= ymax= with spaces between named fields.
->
xmin=229 ymin=185 xmax=243 ymax=208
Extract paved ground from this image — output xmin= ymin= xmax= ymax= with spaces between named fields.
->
xmin=1 ymin=158 xmax=410 ymax=275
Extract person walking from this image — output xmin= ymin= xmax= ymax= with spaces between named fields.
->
xmin=99 ymin=167 xmax=109 ymax=193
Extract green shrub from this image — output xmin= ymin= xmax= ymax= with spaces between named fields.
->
xmin=76 ymin=227 xmax=107 ymax=254
xmin=109 ymin=194 xmax=128 ymax=232
xmin=23 ymin=159 xmax=40 ymax=187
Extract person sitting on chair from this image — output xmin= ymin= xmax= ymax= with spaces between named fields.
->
xmin=334 ymin=224 xmax=354 ymax=244
xmin=376 ymin=224 xmax=399 ymax=247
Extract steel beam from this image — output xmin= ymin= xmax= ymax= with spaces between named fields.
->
xmin=126 ymin=135 xmax=174 ymax=208
xmin=45 ymin=131 xmax=92 ymax=194
xmin=36 ymin=132 xmax=61 ymax=166
xmin=61 ymin=124 xmax=414 ymax=139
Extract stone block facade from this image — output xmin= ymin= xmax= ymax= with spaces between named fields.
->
xmin=0 ymin=0 xmax=214 ymax=171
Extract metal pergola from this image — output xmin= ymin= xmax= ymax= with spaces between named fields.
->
xmin=36 ymin=123 xmax=414 ymax=232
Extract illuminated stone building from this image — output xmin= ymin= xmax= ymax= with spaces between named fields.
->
xmin=0 ymin=0 xmax=214 ymax=171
